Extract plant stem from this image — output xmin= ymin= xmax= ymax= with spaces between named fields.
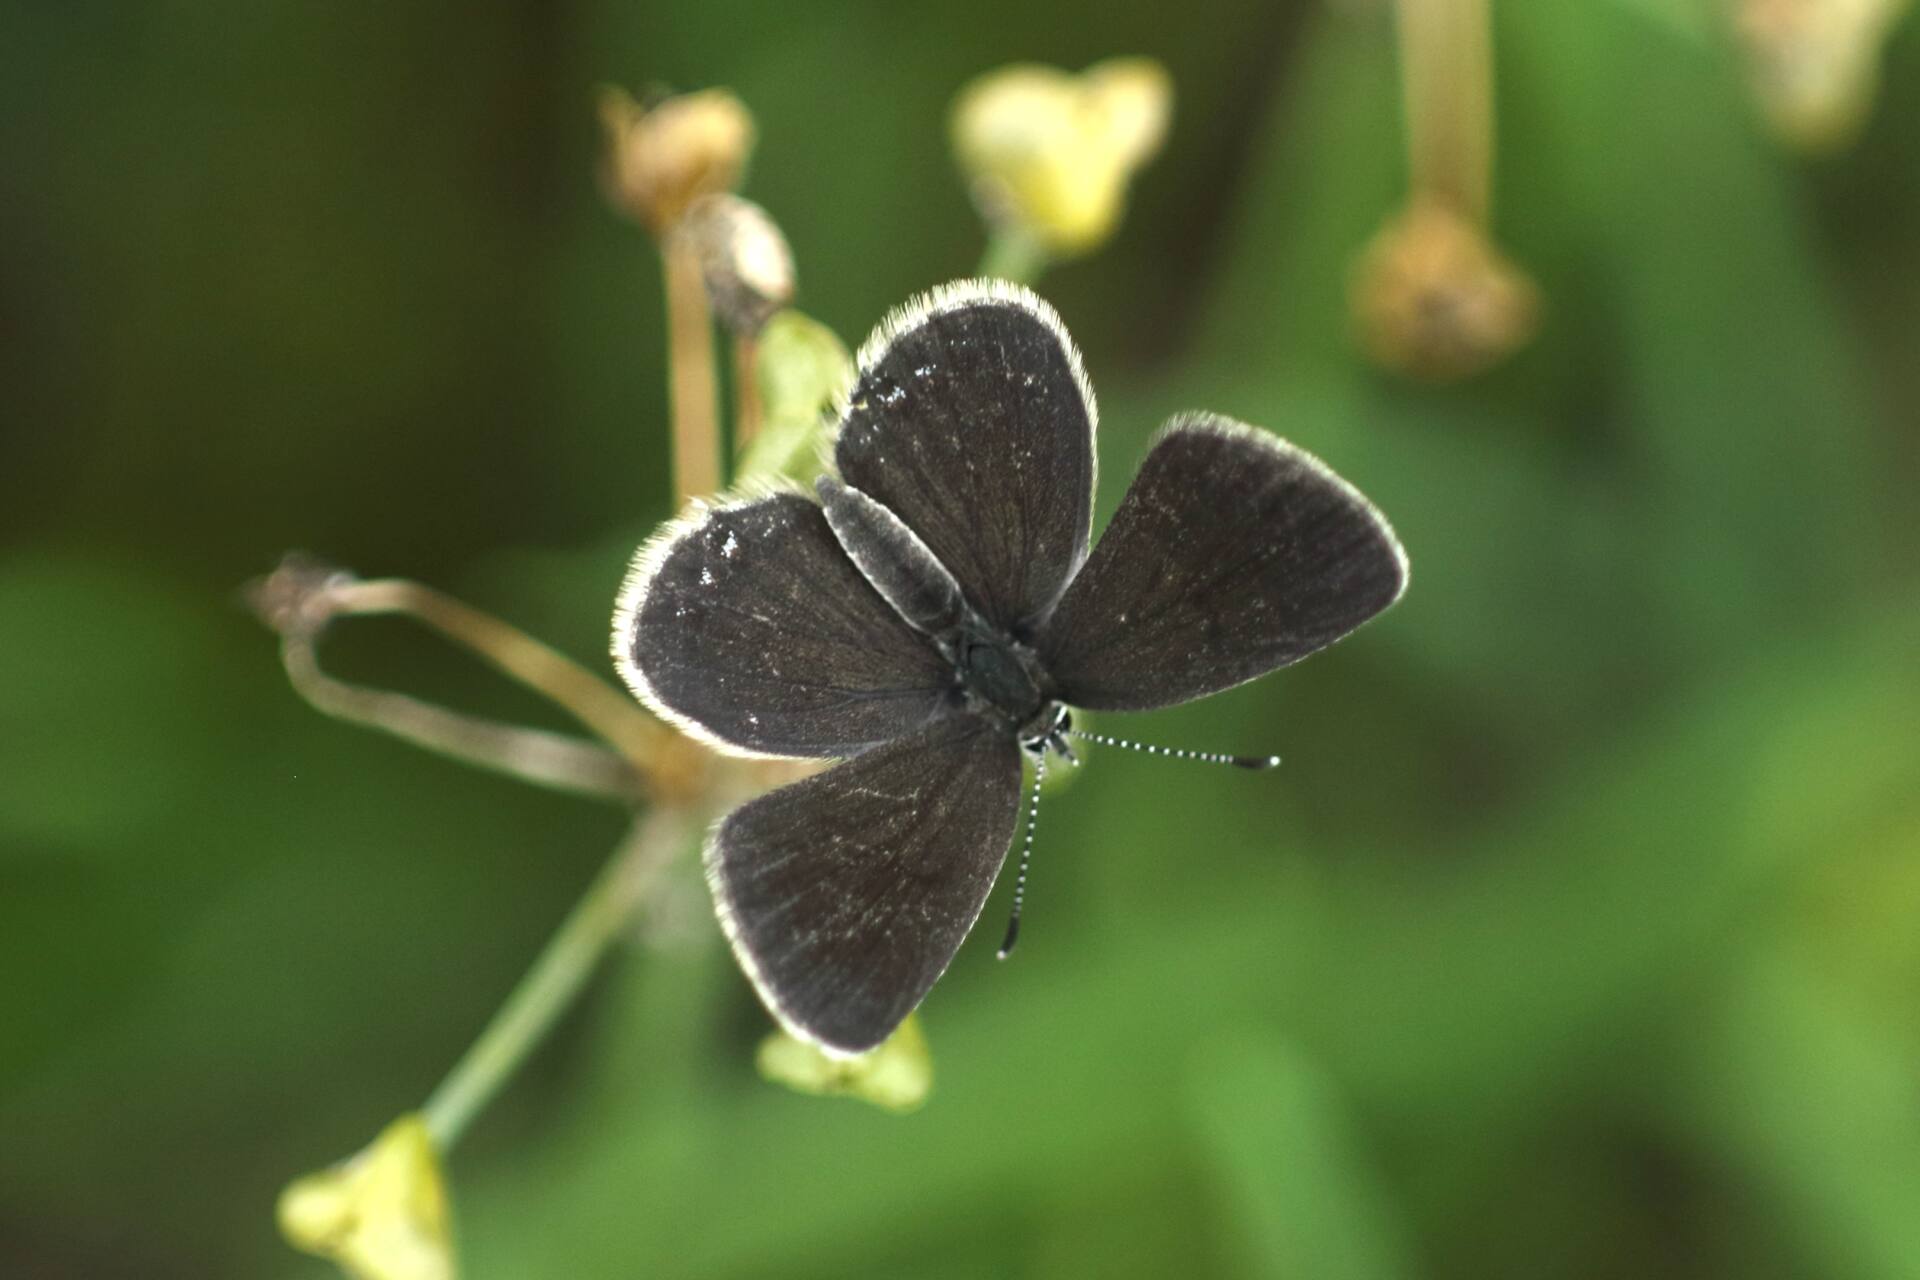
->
xmin=421 ymin=805 xmax=692 ymax=1151
xmin=321 ymin=577 xmax=666 ymax=770
xmin=247 ymin=556 xmax=713 ymax=803
xmin=732 ymin=332 xmax=762 ymax=463
xmin=663 ymin=238 xmax=722 ymax=503
xmin=278 ymin=630 xmax=642 ymax=802
xmin=1396 ymin=0 xmax=1493 ymax=223
xmin=976 ymin=228 xmax=1050 ymax=285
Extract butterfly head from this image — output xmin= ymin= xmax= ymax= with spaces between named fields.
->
xmin=1017 ymin=701 xmax=1077 ymax=765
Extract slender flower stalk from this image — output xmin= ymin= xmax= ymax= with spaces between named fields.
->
xmin=976 ymin=228 xmax=1050 ymax=285
xmin=246 ymin=555 xmax=704 ymax=804
xmin=1398 ymin=0 xmax=1492 ymax=224
xmin=422 ymin=805 xmax=693 ymax=1150
xmin=278 ymin=624 xmax=642 ymax=803
xmin=663 ymin=237 xmax=723 ymax=503
xmin=733 ymin=333 xmax=764 ymax=454
xmin=1352 ymin=0 xmax=1538 ymax=382
xmin=322 ymin=575 xmax=667 ymax=768
xmin=597 ymin=86 xmax=759 ymax=504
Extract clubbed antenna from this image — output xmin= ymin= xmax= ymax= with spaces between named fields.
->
xmin=997 ymin=754 xmax=1048 ymax=959
xmin=1063 ymin=728 xmax=1279 ymax=770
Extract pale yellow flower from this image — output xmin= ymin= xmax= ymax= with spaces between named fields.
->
xmin=757 ymin=1013 xmax=933 ymax=1112
xmin=278 ymin=1114 xmax=455 ymax=1280
xmin=1734 ymin=0 xmax=1913 ymax=150
xmin=951 ymin=58 xmax=1173 ymax=259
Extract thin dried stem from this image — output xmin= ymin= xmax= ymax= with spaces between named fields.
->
xmin=278 ymin=630 xmax=643 ymax=803
xmin=664 ymin=238 xmax=722 ymax=503
xmin=732 ymin=332 xmax=763 ymax=458
xmin=1396 ymin=0 xmax=1494 ymax=223
xmin=246 ymin=555 xmax=703 ymax=804
xmin=321 ymin=576 xmax=665 ymax=768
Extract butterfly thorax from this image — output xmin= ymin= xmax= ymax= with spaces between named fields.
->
xmin=949 ymin=622 xmax=1060 ymax=744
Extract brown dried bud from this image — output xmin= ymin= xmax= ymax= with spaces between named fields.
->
xmin=1350 ymin=200 xmax=1540 ymax=383
xmin=598 ymin=86 xmax=755 ymax=235
xmin=677 ymin=194 xmax=795 ymax=336
xmin=244 ymin=552 xmax=355 ymax=639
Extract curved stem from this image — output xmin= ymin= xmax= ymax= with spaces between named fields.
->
xmin=248 ymin=556 xmax=661 ymax=802
xmin=279 ymin=631 xmax=642 ymax=802
xmin=664 ymin=238 xmax=722 ymax=503
xmin=321 ymin=576 xmax=666 ymax=770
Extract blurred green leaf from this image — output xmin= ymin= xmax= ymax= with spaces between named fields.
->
xmin=734 ymin=309 xmax=852 ymax=486
xmin=1187 ymin=1033 xmax=1414 ymax=1280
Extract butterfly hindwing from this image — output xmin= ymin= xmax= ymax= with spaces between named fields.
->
xmin=1037 ymin=414 xmax=1408 ymax=711
xmin=708 ymin=713 xmax=1024 ymax=1055
xmin=835 ymin=282 xmax=1096 ymax=636
xmin=614 ymin=490 xmax=952 ymax=759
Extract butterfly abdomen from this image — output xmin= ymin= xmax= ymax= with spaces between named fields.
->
xmin=818 ymin=470 xmax=1059 ymax=742
xmin=817 ymin=474 xmax=970 ymax=636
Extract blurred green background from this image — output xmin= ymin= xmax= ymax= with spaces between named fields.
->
xmin=5 ymin=1 xmax=1920 ymax=1277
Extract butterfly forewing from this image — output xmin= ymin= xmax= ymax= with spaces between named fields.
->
xmin=1037 ymin=414 xmax=1407 ymax=711
xmin=708 ymin=713 xmax=1024 ymax=1055
xmin=835 ymin=283 xmax=1095 ymax=635
xmin=614 ymin=491 xmax=952 ymax=758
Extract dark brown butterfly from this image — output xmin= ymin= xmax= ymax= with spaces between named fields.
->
xmin=613 ymin=281 xmax=1407 ymax=1055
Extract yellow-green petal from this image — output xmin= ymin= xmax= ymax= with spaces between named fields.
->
xmin=951 ymin=58 xmax=1172 ymax=259
xmin=278 ymin=1113 xmax=456 ymax=1280
xmin=757 ymin=1014 xmax=933 ymax=1113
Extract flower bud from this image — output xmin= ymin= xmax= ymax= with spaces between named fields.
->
xmin=756 ymin=1012 xmax=932 ymax=1112
xmin=1351 ymin=200 xmax=1540 ymax=383
xmin=278 ymin=1114 xmax=455 ymax=1280
xmin=598 ymin=86 xmax=755 ymax=234
xmin=677 ymin=194 xmax=795 ymax=337
xmin=244 ymin=552 xmax=354 ymax=639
